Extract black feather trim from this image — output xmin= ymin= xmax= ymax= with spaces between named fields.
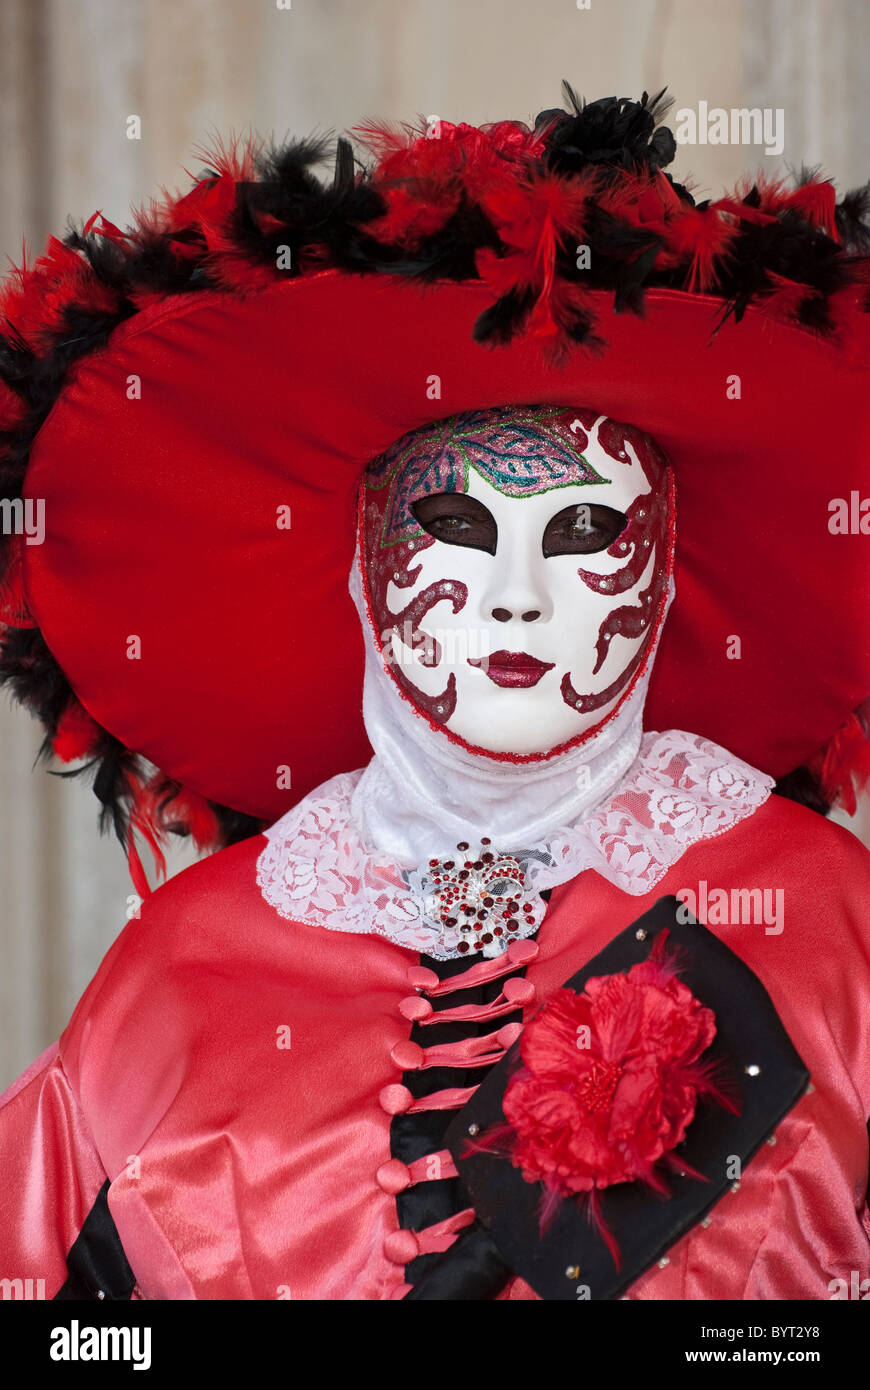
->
xmin=772 ymin=765 xmax=831 ymax=817
xmin=473 ymin=286 xmax=537 ymax=345
xmin=541 ymin=85 xmax=678 ymax=181
xmin=836 ymin=182 xmax=870 ymax=251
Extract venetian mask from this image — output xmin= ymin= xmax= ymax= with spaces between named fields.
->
xmin=360 ymin=404 xmax=673 ymax=758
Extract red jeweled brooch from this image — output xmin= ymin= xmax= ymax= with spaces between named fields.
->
xmin=409 ymin=838 xmax=544 ymax=958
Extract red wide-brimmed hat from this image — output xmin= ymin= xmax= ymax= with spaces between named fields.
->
xmin=1 ymin=87 xmax=869 ymax=889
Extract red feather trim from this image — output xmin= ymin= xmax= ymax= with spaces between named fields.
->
xmin=808 ymin=702 xmax=870 ymax=815
xmin=0 ymin=237 xmax=118 ymax=355
xmin=783 ymin=179 xmax=839 ymax=240
xmin=52 ymin=702 xmax=101 ymax=762
xmin=125 ymin=771 xmax=168 ymax=896
xmin=365 ymin=184 xmax=461 ymax=249
xmin=711 ymin=198 xmax=777 ymax=227
xmin=664 ymin=205 xmax=737 ymax=292
xmin=352 ymin=117 xmax=427 ymax=162
xmin=125 ymin=830 xmax=152 ymax=904
xmin=478 ymin=170 xmax=596 ymax=344
xmin=714 ymin=172 xmax=838 ymax=241
xmin=363 ymin=118 xmax=545 ymax=250
xmin=733 ymin=171 xmax=790 ymax=214
xmin=597 ymin=168 xmax=684 ymax=239
xmin=187 ymin=131 xmax=260 ymax=185
xmin=759 ymin=270 xmax=822 ymax=326
xmin=122 ymin=770 xmax=223 ymax=896
xmin=154 ymin=782 xmax=221 ymax=849
xmin=82 ymin=210 xmax=129 ymax=246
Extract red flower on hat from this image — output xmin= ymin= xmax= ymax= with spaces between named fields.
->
xmin=467 ymin=931 xmax=737 ymax=1265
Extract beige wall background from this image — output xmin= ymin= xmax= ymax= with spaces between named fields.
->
xmin=1 ymin=0 xmax=868 ymax=1086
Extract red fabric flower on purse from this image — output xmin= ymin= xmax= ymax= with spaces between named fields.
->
xmin=467 ymin=931 xmax=737 ymax=1264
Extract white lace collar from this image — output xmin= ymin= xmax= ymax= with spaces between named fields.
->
xmin=256 ymin=729 xmax=772 ymax=960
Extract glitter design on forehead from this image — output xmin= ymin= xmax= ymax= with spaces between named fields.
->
xmin=365 ymin=404 xmax=609 ymax=548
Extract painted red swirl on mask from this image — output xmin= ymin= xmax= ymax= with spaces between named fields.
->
xmin=386 ymin=579 xmax=468 ymax=669
xmin=561 ymin=420 xmax=671 ymax=710
xmin=580 ymin=485 xmax=668 ymax=599
xmin=363 ymin=495 xmax=464 ymax=723
xmin=591 ymin=581 xmax=658 ymax=676
xmin=561 ymin=643 xmax=648 ymax=715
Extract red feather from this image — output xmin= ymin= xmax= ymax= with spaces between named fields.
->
xmin=153 ymin=782 xmax=221 ymax=850
xmin=783 ymin=179 xmax=839 ymax=239
xmin=760 ymin=271 xmax=820 ymax=326
xmin=82 ymin=210 xmax=129 ymax=246
xmin=122 ymin=770 xmax=223 ymax=896
xmin=0 ymin=237 xmax=118 ymax=354
xmin=478 ymin=170 xmax=596 ymax=345
xmin=52 ymin=703 xmax=101 ymax=763
xmin=125 ymin=771 xmax=168 ymax=896
xmin=664 ymin=205 xmax=736 ymax=292
xmin=809 ymin=704 xmax=870 ymax=815
xmin=188 ymin=130 xmax=260 ymax=184
xmin=352 ymin=117 xmax=425 ymax=163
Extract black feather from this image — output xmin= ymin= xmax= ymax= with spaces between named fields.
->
xmin=473 ymin=286 xmax=537 ymax=345
xmin=773 ymin=765 xmax=831 ymax=816
xmin=541 ymin=85 xmax=677 ymax=180
xmin=836 ymin=182 xmax=870 ymax=251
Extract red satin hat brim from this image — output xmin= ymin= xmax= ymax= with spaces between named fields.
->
xmin=22 ymin=271 xmax=870 ymax=822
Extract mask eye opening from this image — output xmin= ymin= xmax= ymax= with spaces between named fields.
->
xmin=411 ymin=492 xmax=498 ymax=556
xmin=541 ymin=503 xmax=629 ymax=558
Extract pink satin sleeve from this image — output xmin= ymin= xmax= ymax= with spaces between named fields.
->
xmin=0 ymin=1041 xmax=109 ymax=1297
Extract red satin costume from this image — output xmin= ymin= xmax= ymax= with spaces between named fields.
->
xmin=2 ymin=791 xmax=868 ymax=1300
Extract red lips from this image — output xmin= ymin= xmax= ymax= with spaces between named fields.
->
xmin=468 ymin=650 xmax=556 ymax=689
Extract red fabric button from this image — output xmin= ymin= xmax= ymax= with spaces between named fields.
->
xmin=376 ymin=1159 xmax=411 ymax=1195
xmin=406 ymin=965 xmax=439 ymax=990
xmin=398 ymin=995 xmax=432 ymax=1021
xmin=508 ymin=939 xmax=539 ymax=964
xmin=496 ymin=1022 xmax=523 ymax=1049
xmin=379 ymin=1084 xmax=413 ymax=1115
xmin=384 ymin=1229 xmax=420 ymax=1264
xmin=503 ymin=976 xmax=535 ymax=1005
xmin=390 ymin=1040 xmax=425 ymax=1070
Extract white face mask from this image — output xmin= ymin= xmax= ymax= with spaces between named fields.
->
xmin=361 ymin=405 xmax=673 ymax=758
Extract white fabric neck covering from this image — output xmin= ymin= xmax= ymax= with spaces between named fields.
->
xmin=348 ymin=554 xmax=666 ymax=863
xmin=258 ymin=558 xmax=772 ymax=959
